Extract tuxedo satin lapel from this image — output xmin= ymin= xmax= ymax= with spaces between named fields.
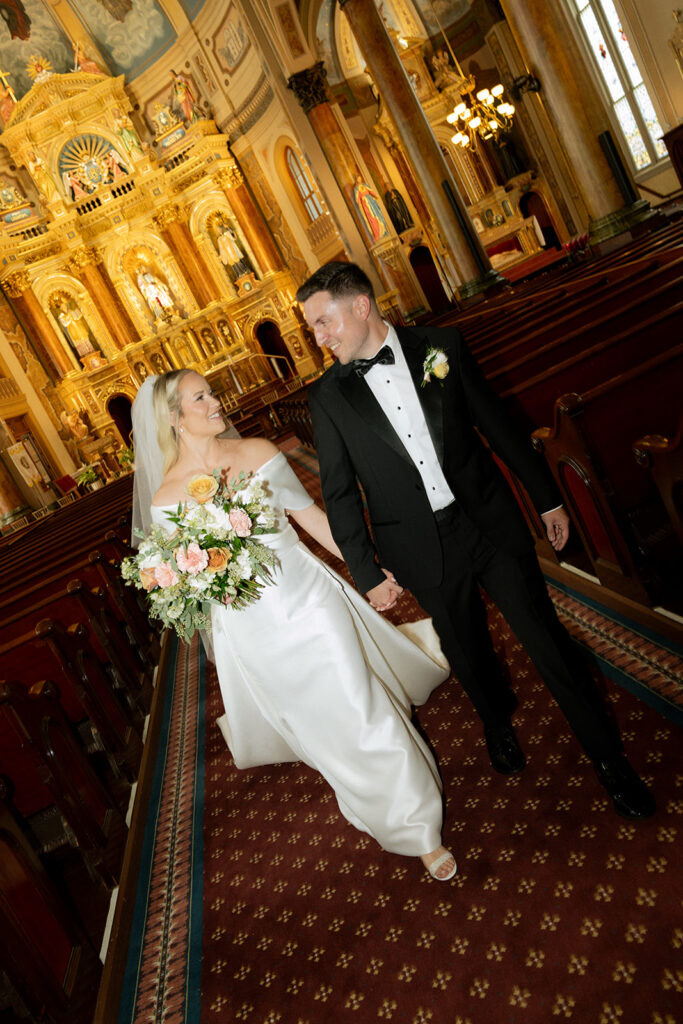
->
xmin=338 ymin=372 xmax=413 ymax=464
xmin=399 ymin=330 xmax=445 ymax=465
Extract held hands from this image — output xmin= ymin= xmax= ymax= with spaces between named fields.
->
xmin=541 ymin=506 xmax=570 ymax=552
xmin=367 ymin=568 xmax=403 ymax=612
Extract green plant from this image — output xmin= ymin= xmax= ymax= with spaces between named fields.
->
xmin=75 ymin=464 xmax=98 ymax=485
xmin=117 ymin=445 xmax=134 ymax=469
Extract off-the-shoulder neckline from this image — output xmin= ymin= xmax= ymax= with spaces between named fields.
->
xmin=151 ymin=451 xmax=283 ymax=509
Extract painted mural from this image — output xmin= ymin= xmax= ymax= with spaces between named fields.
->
xmin=0 ymin=0 xmax=73 ymax=102
xmin=69 ymin=0 xmax=176 ymax=78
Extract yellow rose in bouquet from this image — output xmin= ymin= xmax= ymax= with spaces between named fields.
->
xmin=186 ymin=473 xmax=219 ymax=504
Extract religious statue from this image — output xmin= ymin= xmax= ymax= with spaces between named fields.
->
xmin=54 ymin=297 xmax=97 ymax=359
xmin=353 ymin=176 xmax=389 ymax=242
xmin=105 ymin=147 xmax=128 ymax=181
xmin=170 ymin=70 xmax=201 ymax=125
xmin=136 ymin=264 xmax=177 ymax=320
xmin=430 ymin=49 xmax=473 ymax=92
xmin=216 ymin=223 xmax=252 ymax=277
xmin=113 ymin=108 xmax=144 ymax=156
xmin=492 ymin=135 xmax=527 ymax=180
xmin=60 ymin=409 xmax=91 ymax=442
xmin=62 ymin=168 xmax=89 ymax=201
xmin=383 ymin=188 xmax=413 ymax=234
xmin=0 ymin=69 xmax=16 ymax=126
xmin=73 ymin=41 xmax=104 ymax=75
xmin=150 ymin=353 xmax=167 ymax=374
xmin=27 ymin=149 xmax=60 ymax=203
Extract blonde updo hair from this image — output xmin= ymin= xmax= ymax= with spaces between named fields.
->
xmin=153 ymin=369 xmax=195 ymax=473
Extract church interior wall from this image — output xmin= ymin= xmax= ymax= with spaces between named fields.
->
xmin=0 ymin=0 xmax=678 ymax=517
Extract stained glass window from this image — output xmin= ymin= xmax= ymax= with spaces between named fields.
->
xmin=569 ymin=0 xmax=666 ymax=172
xmin=286 ymin=147 xmax=323 ymax=222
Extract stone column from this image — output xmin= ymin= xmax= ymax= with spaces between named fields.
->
xmin=215 ymin=166 xmax=283 ymax=274
xmin=3 ymin=271 xmax=72 ymax=378
xmin=374 ymin=122 xmax=432 ymax=227
xmin=338 ymin=0 xmax=500 ymax=298
xmin=154 ymin=202 xmax=220 ymax=307
xmin=288 ymin=63 xmax=428 ymax=315
xmin=67 ymin=247 xmax=139 ymax=349
xmin=0 ymin=459 xmax=26 ymax=517
xmin=501 ymin=0 xmax=650 ymax=241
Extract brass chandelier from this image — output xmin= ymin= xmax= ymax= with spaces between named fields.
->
xmin=446 ymin=82 xmax=515 ymax=148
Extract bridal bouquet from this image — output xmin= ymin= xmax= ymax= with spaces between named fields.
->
xmin=122 ymin=470 xmax=278 ymax=641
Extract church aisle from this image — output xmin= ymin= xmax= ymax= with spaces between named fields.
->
xmin=109 ymin=448 xmax=682 ymax=1024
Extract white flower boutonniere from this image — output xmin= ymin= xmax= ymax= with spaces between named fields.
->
xmin=422 ymin=346 xmax=450 ymax=387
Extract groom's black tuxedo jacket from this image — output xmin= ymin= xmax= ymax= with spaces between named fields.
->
xmin=308 ymin=325 xmax=561 ymax=594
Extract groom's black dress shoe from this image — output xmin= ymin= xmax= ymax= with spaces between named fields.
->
xmin=484 ymin=724 xmax=526 ymax=775
xmin=593 ymin=756 xmax=656 ymax=820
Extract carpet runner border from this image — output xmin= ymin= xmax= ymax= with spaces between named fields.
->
xmin=116 ymin=636 xmax=205 ymax=1024
xmin=549 ymin=579 xmax=683 ymax=727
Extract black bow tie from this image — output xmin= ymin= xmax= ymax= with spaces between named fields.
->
xmin=353 ymin=345 xmax=395 ymax=377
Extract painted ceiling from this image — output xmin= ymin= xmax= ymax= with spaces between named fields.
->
xmin=0 ymin=0 xmax=207 ymax=103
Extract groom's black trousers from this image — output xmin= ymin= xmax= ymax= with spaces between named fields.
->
xmin=411 ymin=503 xmax=622 ymax=762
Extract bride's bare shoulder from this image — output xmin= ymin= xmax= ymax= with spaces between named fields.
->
xmin=239 ymin=437 xmax=280 ymax=472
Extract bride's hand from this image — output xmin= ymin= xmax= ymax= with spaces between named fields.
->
xmin=367 ymin=569 xmax=402 ymax=612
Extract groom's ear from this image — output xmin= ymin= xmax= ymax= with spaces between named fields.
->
xmin=352 ymin=293 xmax=371 ymax=320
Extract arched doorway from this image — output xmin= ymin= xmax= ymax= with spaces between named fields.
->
xmin=519 ymin=192 xmax=560 ymax=249
xmin=108 ymin=394 xmax=133 ymax=446
xmin=254 ymin=320 xmax=294 ymax=380
xmin=409 ymin=246 xmax=451 ymax=314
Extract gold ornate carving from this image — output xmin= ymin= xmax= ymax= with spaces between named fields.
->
xmin=66 ymin=246 xmax=102 ymax=271
xmin=154 ymin=202 xmax=185 ymax=230
xmin=3 ymin=270 xmax=30 ymax=296
xmin=215 ymin=165 xmax=244 ymax=190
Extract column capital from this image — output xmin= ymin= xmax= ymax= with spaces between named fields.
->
xmin=3 ymin=270 xmax=31 ymax=297
xmin=153 ymin=201 xmax=185 ymax=231
xmin=287 ymin=62 xmax=329 ymax=114
xmin=67 ymin=246 xmax=102 ymax=272
xmin=215 ymin=164 xmax=244 ymax=191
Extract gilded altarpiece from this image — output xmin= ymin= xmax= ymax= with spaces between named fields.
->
xmin=0 ymin=70 xmax=316 ymax=471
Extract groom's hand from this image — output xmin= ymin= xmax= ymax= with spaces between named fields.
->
xmin=367 ymin=569 xmax=403 ymax=612
xmin=541 ymin=506 xmax=570 ymax=551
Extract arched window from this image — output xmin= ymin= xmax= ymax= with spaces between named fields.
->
xmin=285 ymin=147 xmax=323 ymax=222
xmin=568 ymin=0 xmax=666 ymax=172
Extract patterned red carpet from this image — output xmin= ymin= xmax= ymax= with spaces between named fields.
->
xmin=119 ymin=446 xmax=683 ymax=1024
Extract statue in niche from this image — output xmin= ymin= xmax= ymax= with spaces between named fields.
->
xmin=170 ymin=70 xmax=201 ymax=125
xmin=105 ymin=147 xmax=128 ymax=181
xmin=215 ymin=222 xmax=253 ymax=278
xmin=136 ymin=262 xmax=178 ymax=321
xmin=150 ymin=353 xmax=167 ymax=374
xmin=353 ymin=176 xmax=389 ymax=242
xmin=60 ymin=409 xmax=91 ymax=442
xmin=113 ymin=108 xmax=144 ymax=156
xmin=27 ymin=150 xmax=60 ymax=203
xmin=492 ymin=135 xmax=527 ymax=180
xmin=384 ymin=188 xmax=413 ymax=233
xmin=52 ymin=296 xmax=97 ymax=359
xmin=134 ymin=361 xmax=149 ymax=381
xmin=201 ymin=327 xmax=219 ymax=354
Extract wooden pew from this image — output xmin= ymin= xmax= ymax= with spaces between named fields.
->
xmin=532 ymin=344 xmax=683 ymax=602
xmin=0 ymin=619 xmax=142 ymax=788
xmin=0 ymin=680 xmax=125 ymax=890
xmin=0 ymin=580 xmax=153 ymax=716
xmin=633 ymin=413 xmax=683 ymax=547
xmin=0 ymin=776 xmax=102 ymax=1024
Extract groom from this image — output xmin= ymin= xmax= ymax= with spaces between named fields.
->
xmin=298 ymin=261 xmax=654 ymax=820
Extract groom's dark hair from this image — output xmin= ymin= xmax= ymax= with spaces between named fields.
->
xmin=296 ymin=261 xmax=375 ymax=303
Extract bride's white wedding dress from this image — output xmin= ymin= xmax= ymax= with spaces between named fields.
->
xmin=151 ymin=452 xmax=449 ymax=856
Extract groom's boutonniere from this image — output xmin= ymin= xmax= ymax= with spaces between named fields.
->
xmin=422 ymin=347 xmax=449 ymax=387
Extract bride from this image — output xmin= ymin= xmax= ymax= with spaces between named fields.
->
xmin=131 ymin=369 xmax=457 ymax=881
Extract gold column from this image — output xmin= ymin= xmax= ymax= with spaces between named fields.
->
xmin=215 ymin=166 xmax=283 ymax=274
xmin=67 ymin=247 xmax=139 ymax=349
xmin=336 ymin=2 xmax=500 ymax=298
xmin=501 ymin=0 xmax=650 ymax=241
xmin=154 ymin=203 xmax=220 ymax=307
xmin=3 ymin=271 xmax=72 ymax=378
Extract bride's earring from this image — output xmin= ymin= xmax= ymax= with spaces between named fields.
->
xmin=179 ymin=426 xmax=184 ymax=434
